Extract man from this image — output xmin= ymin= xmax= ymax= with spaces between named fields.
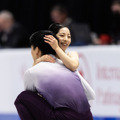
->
xmin=0 ymin=10 xmax=29 ymax=48
xmin=110 ymin=0 xmax=120 ymax=44
xmin=14 ymin=30 xmax=93 ymax=120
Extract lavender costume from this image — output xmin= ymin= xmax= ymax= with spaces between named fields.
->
xmin=15 ymin=58 xmax=93 ymax=120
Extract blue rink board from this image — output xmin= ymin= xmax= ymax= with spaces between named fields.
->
xmin=0 ymin=114 xmax=120 ymax=120
xmin=0 ymin=114 xmax=20 ymax=120
xmin=94 ymin=117 xmax=120 ymax=120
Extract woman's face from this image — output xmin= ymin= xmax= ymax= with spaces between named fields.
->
xmin=56 ymin=27 xmax=71 ymax=51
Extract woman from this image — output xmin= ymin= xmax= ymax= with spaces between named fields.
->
xmin=34 ymin=23 xmax=95 ymax=102
xmin=33 ymin=23 xmax=79 ymax=72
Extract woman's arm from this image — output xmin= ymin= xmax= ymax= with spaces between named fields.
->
xmin=44 ymin=35 xmax=79 ymax=71
xmin=32 ymin=55 xmax=55 ymax=66
xmin=76 ymin=71 xmax=96 ymax=102
xmin=55 ymin=47 xmax=79 ymax=71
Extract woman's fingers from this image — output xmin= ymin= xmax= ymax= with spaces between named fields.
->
xmin=44 ymin=40 xmax=51 ymax=45
xmin=44 ymin=35 xmax=59 ymax=50
xmin=44 ymin=35 xmax=56 ymax=42
xmin=44 ymin=55 xmax=56 ymax=63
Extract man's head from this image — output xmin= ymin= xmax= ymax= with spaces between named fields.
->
xmin=111 ymin=0 xmax=120 ymax=13
xmin=29 ymin=30 xmax=57 ymax=61
xmin=0 ymin=10 xmax=14 ymax=31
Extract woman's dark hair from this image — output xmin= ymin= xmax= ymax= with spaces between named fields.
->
xmin=29 ymin=30 xmax=57 ymax=55
xmin=48 ymin=23 xmax=65 ymax=35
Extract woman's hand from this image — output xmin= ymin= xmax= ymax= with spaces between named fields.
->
xmin=33 ymin=55 xmax=56 ymax=66
xmin=44 ymin=35 xmax=59 ymax=51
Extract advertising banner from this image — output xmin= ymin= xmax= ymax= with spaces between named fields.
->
xmin=0 ymin=46 xmax=120 ymax=120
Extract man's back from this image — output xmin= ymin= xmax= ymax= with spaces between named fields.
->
xmin=24 ymin=58 xmax=90 ymax=113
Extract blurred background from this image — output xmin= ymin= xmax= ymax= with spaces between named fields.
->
xmin=0 ymin=0 xmax=116 ymax=47
xmin=0 ymin=0 xmax=120 ymax=120
xmin=1 ymin=0 xmax=111 ymax=34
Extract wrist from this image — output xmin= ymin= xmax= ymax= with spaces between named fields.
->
xmin=54 ymin=46 xmax=60 ymax=52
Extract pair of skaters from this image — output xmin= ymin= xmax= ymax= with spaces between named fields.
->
xmin=15 ymin=23 xmax=95 ymax=120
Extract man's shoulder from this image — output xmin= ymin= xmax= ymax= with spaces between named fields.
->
xmin=26 ymin=62 xmax=59 ymax=72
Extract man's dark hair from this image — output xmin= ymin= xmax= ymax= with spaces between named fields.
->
xmin=29 ymin=30 xmax=57 ymax=55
